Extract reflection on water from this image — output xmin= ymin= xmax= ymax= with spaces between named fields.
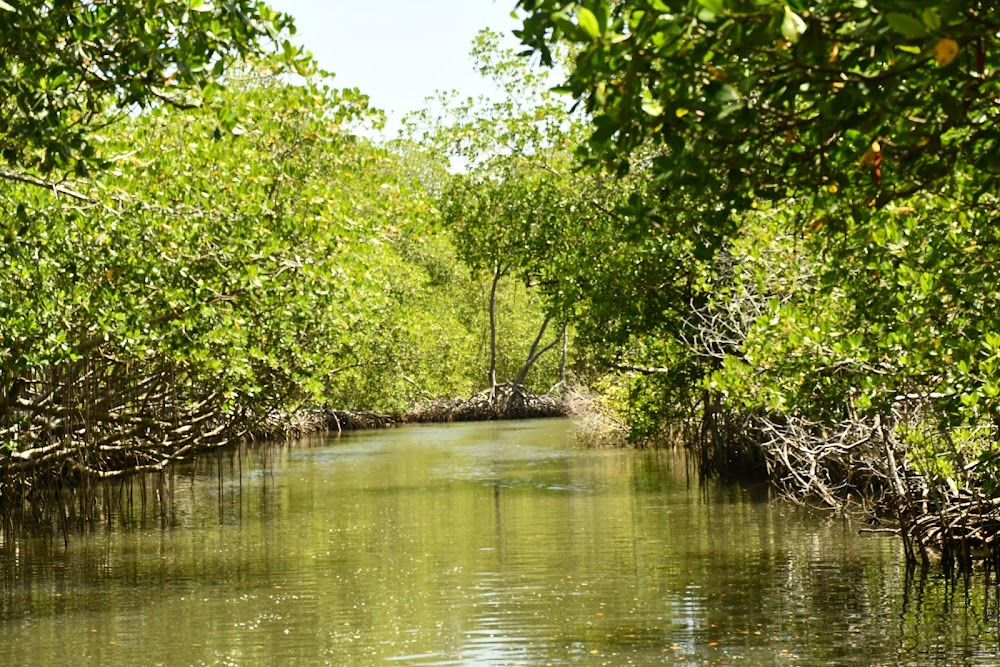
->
xmin=0 ymin=419 xmax=998 ymax=666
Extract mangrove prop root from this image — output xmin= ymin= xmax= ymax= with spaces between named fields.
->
xmin=1 ymin=366 xmax=566 ymax=530
xmin=697 ymin=403 xmax=1000 ymax=570
xmin=405 ymin=382 xmax=565 ymax=423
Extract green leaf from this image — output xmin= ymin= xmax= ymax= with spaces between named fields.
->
xmin=781 ymin=6 xmax=807 ymax=44
xmin=576 ymin=7 xmax=601 ymax=39
xmin=920 ymin=272 xmax=934 ymax=294
xmin=641 ymin=89 xmax=664 ymax=117
xmin=885 ymin=13 xmax=928 ymax=38
xmin=594 ymin=4 xmax=610 ymax=37
xmin=697 ymin=8 xmax=719 ymax=23
xmin=697 ymin=0 xmax=725 ymax=15
xmin=715 ymin=84 xmax=741 ymax=103
xmin=921 ymin=8 xmax=941 ymax=32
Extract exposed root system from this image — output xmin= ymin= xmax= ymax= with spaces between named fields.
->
xmin=407 ymin=382 xmax=565 ymax=423
xmin=690 ymin=401 xmax=1000 ymax=571
xmin=0 ymin=380 xmax=566 ymax=528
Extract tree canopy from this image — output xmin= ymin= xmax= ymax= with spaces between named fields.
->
xmin=514 ymin=0 xmax=1000 ymax=416
xmin=516 ymin=1 xmax=999 ymax=225
xmin=0 ymin=0 xmax=304 ymax=177
xmin=512 ymin=2 xmax=1000 ymax=535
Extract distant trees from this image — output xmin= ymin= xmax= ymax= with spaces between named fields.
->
xmin=410 ymin=30 xmax=593 ymax=399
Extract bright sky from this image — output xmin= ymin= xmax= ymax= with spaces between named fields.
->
xmin=266 ymin=0 xmax=523 ymax=124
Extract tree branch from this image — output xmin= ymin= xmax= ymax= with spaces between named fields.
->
xmin=0 ymin=169 xmax=90 ymax=201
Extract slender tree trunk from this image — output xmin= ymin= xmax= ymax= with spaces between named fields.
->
xmin=513 ymin=316 xmax=550 ymax=388
xmin=488 ymin=263 xmax=502 ymax=393
xmin=513 ymin=315 xmax=562 ymax=389
xmin=559 ymin=323 xmax=568 ymax=392
xmin=701 ymin=389 xmax=725 ymax=474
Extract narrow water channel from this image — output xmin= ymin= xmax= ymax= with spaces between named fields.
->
xmin=1 ymin=419 xmax=998 ymax=665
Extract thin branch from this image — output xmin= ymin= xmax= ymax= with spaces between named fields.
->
xmin=0 ymin=169 xmax=90 ymax=201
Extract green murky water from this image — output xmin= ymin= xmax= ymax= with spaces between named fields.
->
xmin=1 ymin=419 xmax=998 ymax=665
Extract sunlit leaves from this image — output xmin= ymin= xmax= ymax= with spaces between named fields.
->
xmin=515 ymin=0 xmax=1000 ymax=476
xmin=0 ymin=65 xmax=470 ymax=458
xmin=0 ymin=0 xmax=303 ymax=176
xmin=417 ymin=31 xmax=597 ymax=390
xmin=517 ymin=0 xmax=997 ymax=223
xmin=576 ymin=6 xmax=601 ymax=38
xmin=697 ymin=0 xmax=726 ymax=19
xmin=884 ymin=13 xmax=928 ymax=39
xmin=780 ymin=7 xmax=807 ymax=44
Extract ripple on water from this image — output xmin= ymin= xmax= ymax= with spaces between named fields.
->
xmin=1 ymin=421 xmax=998 ymax=666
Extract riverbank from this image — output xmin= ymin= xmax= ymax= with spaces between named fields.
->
xmin=0 ymin=382 xmax=568 ymax=523
xmin=4 ymin=378 xmax=996 ymax=575
xmin=277 ymin=383 xmax=567 ymax=436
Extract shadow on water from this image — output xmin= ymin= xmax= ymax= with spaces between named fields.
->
xmin=0 ymin=420 xmax=997 ymax=666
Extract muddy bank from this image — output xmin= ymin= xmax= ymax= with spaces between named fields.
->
xmin=305 ymin=383 xmax=567 ymax=433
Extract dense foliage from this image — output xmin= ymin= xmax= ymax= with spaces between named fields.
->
xmin=405 ymin=31 xmax=592 ymax=396
xmin=512 ymin=3 xmax=998 ymax=421
xmin=8 ymin=0 xmax=1000 ymax=563
xmin=509 ymin=0 xmax=1000 ymax=561
xmin=0 ymin=71 xmax=462 ymax=479
xmin=0 ymin=0 xmax=307 ymax=177
xmin=0 ymin=16 xmax=563 ymax=488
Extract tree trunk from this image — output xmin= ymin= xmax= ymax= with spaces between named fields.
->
xmin=487 ymin=263 xmax=502 ymax=394
xmin=558 ymin=323 xmax=568 ymax=393
xmin=513 ymin=315 xmax=561 ymax=389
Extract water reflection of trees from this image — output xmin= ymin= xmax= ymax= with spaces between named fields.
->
xmin=0 ymin=429 xmax=999 ymax=665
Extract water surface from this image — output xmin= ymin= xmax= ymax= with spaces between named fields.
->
xmin=1 ymin=419 xmax=998 ymax=665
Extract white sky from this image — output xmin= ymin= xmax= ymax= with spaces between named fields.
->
xmin=266 ymin=0 xmax=523 ymax=125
